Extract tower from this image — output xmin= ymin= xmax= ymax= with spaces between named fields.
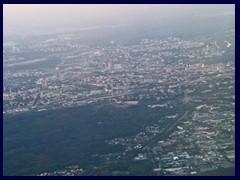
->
xmin=43 ymin=79 xmax=48 ymax=89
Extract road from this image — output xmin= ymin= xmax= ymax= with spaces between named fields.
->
xmin=142 ymin=110 xmax=190 ymax=163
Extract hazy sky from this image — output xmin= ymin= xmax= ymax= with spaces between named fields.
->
xmin=3 ymin=4 xmax=188 ymax=25
xmin=3 ymin=4 xmax=235 ymax=37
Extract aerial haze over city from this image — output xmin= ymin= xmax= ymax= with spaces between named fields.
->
xmin=3 ymin=4 xmax=235 ymax=176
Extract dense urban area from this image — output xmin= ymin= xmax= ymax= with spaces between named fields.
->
xmin=3 ymin=28 xmax=235 ymax=176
